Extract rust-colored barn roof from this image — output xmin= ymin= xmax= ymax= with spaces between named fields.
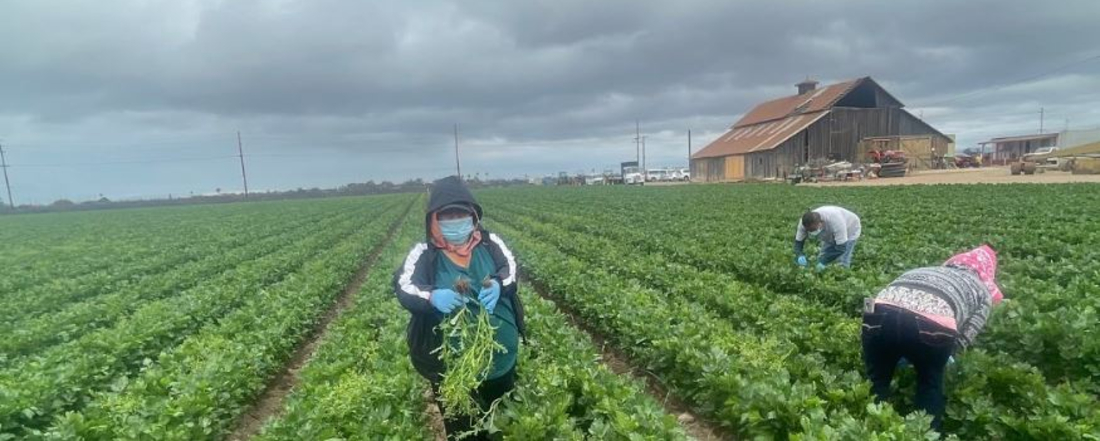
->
xmin=693 ymin=77 xmax=880 ymax=159
xmin=733 ymin=78 xmax=861 ymax=128
xmin=692 ymin=111 xmax=830 ymax=158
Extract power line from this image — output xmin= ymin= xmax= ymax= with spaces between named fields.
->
xmin=933 ymin=108 xmax=1066 ymax=120
xmin=246 ymin=153 xmax=319 ymax=158
xmin=6 ymin=143 xmax=240 ymax=155
xmin=7 ymin=133 xmax=646 ymax=157
xmin=4 ymin=137 xmax=233 ymax=149
xmin=4 ymin=144 xmax=448 ymax=168
xmin=216 ymin=145 xmax=425 ymax=157
xmin=11 ymin=155 xmax=239 ymax=168
xmin=1 ymin=133 xmax=699 ymax=172
xmin=919 ymin=52 xmax=1100 ymax=107
xmin=2 ymin=133 xmax=445 ymax=152
xmin=5 ymin=141 xmax=433 ymax=166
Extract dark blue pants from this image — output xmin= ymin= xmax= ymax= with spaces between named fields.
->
xmin=432 ymin=367 xmax=515 ymax=440
xmin=861 ymin=304 xmax=957 ymax=432
xmin=820 ymin=239 xmax=858 ymax=268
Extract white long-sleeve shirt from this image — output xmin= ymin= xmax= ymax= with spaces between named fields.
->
xmin=795 ymin=206 xmax=861 ymax=245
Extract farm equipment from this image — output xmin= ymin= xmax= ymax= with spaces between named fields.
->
xmin=788 ymin=159 xmax=863 ymax=184
xmin=1010 ymin=147 xmax=1059 ymax=175
xmin=1015 ymin=141 xmax=1100 ymax=175
xmin=1009 ymin=160 xmax=1039 ymax=175
xmin=866 ymin=149 xmax=909 ymax=178
xmin=952 ymin=153 xmax=981 ymax=168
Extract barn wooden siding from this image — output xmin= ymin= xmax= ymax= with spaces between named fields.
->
xmin=859 ymin=136 xmax=951 ymax=170
xmin=741 ymin=107 xmax=947 ymax=180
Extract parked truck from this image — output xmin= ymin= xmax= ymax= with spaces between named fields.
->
xmin=621 ymin=161 xmax=644 ymax=185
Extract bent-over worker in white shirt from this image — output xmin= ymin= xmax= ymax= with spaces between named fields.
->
xmin=794 ymin=205 xmax=861 ymax=270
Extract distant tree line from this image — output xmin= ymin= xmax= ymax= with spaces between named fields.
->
xmin=0 ymin=177 xmax=530 ymax=215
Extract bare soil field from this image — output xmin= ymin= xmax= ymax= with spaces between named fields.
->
xmin=806 ymin=166 xmax=1100 ymax=186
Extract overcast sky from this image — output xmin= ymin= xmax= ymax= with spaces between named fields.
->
xmin=1 ymin=0 xmax=1099 ymax=203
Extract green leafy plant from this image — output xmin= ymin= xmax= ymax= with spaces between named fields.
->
xmin=434 ymin=276 xmax=505 ymax=419
xmin=477 ymin=183 xmax=1100 ymax=439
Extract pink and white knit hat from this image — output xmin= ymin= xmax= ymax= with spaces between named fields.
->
xmin=945 ymin=245 xmax=1004 ymax=304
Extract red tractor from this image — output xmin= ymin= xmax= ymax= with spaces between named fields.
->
xmin=866 ymin=149 xmax=909 ymax=178
xmin=867 ymin=149 xmax=907 ymax=164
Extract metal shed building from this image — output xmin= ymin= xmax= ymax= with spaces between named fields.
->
xmin=979 ymin=133 xmax=1058 ymax=163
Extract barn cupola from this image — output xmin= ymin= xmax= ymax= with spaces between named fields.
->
xmin=796 ymin=78 xmax=818 ymax=95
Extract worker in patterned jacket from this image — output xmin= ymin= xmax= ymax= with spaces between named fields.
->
xmin=861 ymin=244 xmax=1004 ymax=433
xmin=393 ymin=175 xmax=523 ymax=440
xmin=794 ymin=205 xmax=862 ymax=270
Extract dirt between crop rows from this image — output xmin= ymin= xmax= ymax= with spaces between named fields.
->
xmin=227 ymin=200 xmax=415 ymax=441
xmin=523 ymin=276 xmax=731 ymax=441
xmin=423 ymin=389 xmax=448 ymax=440
xmin=422 ymin=281 xmax=727 ymax=441
xmin=804 ymin=166 xmax=1100 ymax=187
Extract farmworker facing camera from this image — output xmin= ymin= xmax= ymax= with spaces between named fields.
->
xmin=393 ymin=176 xmax=523 ymax=440
xmin=861 ymin=245 xmax=1004 ymax=433
xmin=793 ymin=205 xmax=861 ymax=270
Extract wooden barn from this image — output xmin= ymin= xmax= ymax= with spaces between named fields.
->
xmin=691 ymin=77 xmax=952 ymax=182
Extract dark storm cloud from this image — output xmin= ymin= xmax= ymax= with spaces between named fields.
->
xmin=0 ymin=0 xmax=1098 ymax=202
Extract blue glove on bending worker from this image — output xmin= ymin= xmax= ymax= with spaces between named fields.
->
xmin=478 ymin=279 xmax=501 ymax=313
xmin=816 ymin=262 xmax=827 ymax=272
xmin=430 ymin=288 xmax=465 ymax=314
xmin=796 ymin=255 xmax=808 ymax=267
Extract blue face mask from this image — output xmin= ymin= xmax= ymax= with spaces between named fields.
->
xmin=439 ymin=216 xmax=475 ymax=245
xmin=809 ymin=228 xmax=822 ymax=238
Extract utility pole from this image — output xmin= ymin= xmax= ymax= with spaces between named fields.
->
xmin=634 ymin=120 xmax=641 ymax=163
xmin=687 ymin=130 xmax=692 ymax=166
xmin=0 ymin=142 xmax=13 ymax=209
xmin=1039 ymin=107 xmax=1045 ymax=134
xmin=453 ymin=124 xmax=462 ymax=179
xmin=641 ymin=136 xmax=648 ymax=183
xmin=237 ymin=131 xmax=249 ymax=197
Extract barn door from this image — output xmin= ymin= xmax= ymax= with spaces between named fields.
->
xmin=724 ymin=155 xmax=745 ymax=181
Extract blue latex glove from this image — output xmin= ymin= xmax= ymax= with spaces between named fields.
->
xmin=948 ymin=356 xmax=956 ymax=365
xmin=796 ymin=255 xmax=808 ymax=267
xmin=816 ymin=262 xmax=827 ymax=272
xmin=429 ymin=289 xmax=465 ymax=314
xmin=478 ymin=279 xmax=501 ymax=313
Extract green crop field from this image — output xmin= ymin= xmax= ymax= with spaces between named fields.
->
xmin=479 ymin=184 xmax=1100 ymax=439
xmin=1 ymin=184 xmax=1098 ymax=440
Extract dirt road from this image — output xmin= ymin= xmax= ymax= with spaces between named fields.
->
xmin=805 ymin=167 xmax=1100 ymax=186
